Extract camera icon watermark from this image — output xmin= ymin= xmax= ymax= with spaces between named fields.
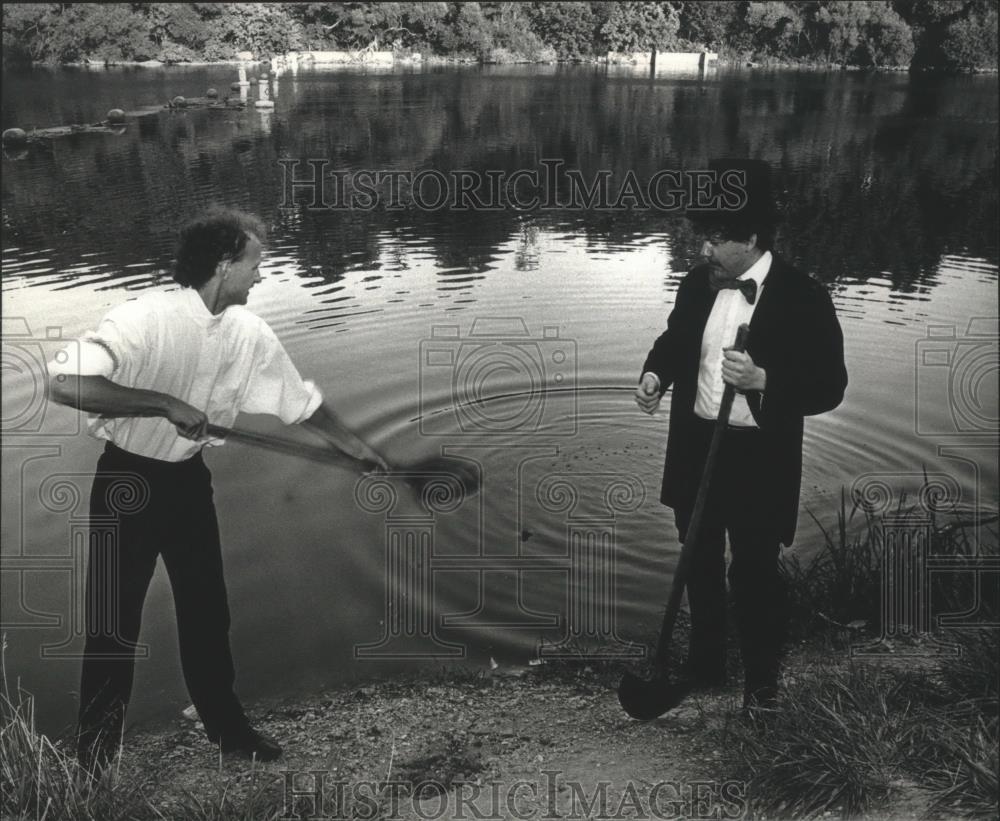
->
xmin=1 ymin=317 xmax=80 ymax=436
xmin=418 ymin=318 xmax=577 ymax=437
xmin=915 ymin=318 xmax=998 ymax=437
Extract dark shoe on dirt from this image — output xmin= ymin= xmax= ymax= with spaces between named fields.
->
xmin=219 ymin=727 xmax=283 ymax=762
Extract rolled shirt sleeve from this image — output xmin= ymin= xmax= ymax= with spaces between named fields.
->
xmin=240 ymin=323 xmax=323 ymax=424
xmin=46 ymin=303 xmax=149 ymax=379
xmin=47 ymin=337 xmax=114 ymax=378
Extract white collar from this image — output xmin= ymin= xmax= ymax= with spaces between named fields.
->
xmin=738 ymin=250 xmax=772 ymax=286
xmin=178 ymin=285 xmax=226 ymax=324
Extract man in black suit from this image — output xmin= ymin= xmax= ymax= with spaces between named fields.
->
xmin=635 ymin=159 xmax=847 ymax=709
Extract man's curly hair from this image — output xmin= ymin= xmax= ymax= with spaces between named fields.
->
xmin=173 ymin=207 xmax=267 ymax=287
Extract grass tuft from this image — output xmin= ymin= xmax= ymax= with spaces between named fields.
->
xmin=713 ymin=490 xmax=1000 ymax=820
xmin=728 ymin=663 xmax=919 ymax=818
xmin=173 ymin=766 xmax=284 ymax=821
xmin=0 ymin=637 xmax=157 ymax=821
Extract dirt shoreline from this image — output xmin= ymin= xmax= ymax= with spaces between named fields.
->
xmin=113 ymin=649 xmax=935 ymax=820
xmin=126 ymin=663 xmax=729 ymax=819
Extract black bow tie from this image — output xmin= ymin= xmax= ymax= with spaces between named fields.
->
xmin=709 ymin=271 xmax=757 ymax=305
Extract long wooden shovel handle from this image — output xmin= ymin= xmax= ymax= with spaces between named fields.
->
xmin=205 ymin=422 xmax=376 ymax=469
xmin=204 ymin=423 xmax=481 ymax=496
xmin=652 ymin=323 xmax=750 ymax=672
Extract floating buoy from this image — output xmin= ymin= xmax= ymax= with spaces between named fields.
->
xmin=159 ymin=95 xmax=245 ymax=112
xmin=106 ymin=108 xmax=126 ymax=124
xmin=205 ymin=88 xmax=219 ymax=99
xmin=6 ymin=122 xmax=127 ymax=143
xmin=2 ymin=127 xmax=28 ymax=146
xmin=259 ymin=72 xmax=269 ymax=81
xmin=231 ymin=81 xmax=241 ymax=91
xmin=249 ymin=77 xmax=258 ymax=85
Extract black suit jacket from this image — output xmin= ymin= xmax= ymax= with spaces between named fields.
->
xmin=641 ymin=254 xmax=847 ymax=546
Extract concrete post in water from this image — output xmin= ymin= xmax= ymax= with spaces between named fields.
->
xmin=237 ymin=63 xmax=249 ymax=87
xmin=255 ymin=80 xmax=274 ymax=109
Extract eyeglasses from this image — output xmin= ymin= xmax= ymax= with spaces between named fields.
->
xmin=699 ymin=232 xmax=731 ymax=247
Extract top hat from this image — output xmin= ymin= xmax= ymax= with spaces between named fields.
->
xmin=685 ymin=158 xmax=779 ymax=240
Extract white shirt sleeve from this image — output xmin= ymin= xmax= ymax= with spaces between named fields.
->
xmin=46 ymin=339 xmax=114 ymax=378
xmin=240 ymin=321 xmax=323 ymax=424
xmin=46 ymin=301 xmax=149 ymax=378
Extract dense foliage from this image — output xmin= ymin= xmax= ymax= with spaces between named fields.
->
xmin=1 ymin=2 xmax=996 ymax=70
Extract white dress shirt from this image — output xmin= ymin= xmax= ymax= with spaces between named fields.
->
xmin=694 ymin=250 xmax=771 ymax=425
xmin=48 ymin=287 xmax=323 ymax=461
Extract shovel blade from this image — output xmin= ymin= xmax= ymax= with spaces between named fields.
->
xmin=410 ymin=456 xmax=482 ymax=498
xmin=617 ymin=672 xmax=690 ymax=720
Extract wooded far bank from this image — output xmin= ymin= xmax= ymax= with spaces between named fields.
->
xmin=2 ymin=2 xmax=997 ymax=72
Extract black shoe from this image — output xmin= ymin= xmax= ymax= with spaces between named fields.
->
xmin=219 ymin=727 xmax=282 ymax=762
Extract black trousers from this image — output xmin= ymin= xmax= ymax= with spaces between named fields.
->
xmin=77 ymin=443 xmax=247 ymax=760
xmin=673 ymin=419 xmax=788 ymax=701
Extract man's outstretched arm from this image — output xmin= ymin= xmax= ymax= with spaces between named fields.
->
xmin=47 ymin=374 xmax=209 ymax=439
xmin=299 ymin=401 xmax=392 ymax=473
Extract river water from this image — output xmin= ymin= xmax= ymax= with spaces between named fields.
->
xmin=2 ymin=63 xmax=997 ymax=733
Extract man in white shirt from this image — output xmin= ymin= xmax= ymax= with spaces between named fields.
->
xmin=48 ymin=208 xmax=390 ymax=766
xmin=635 ymin=160 xmax=847 ymax=711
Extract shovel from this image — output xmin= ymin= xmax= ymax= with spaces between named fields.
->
xmin=618 ymin=323 xmax=750 ymax=720
xmin=204 ymin=423 xmax=481 ymax=498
